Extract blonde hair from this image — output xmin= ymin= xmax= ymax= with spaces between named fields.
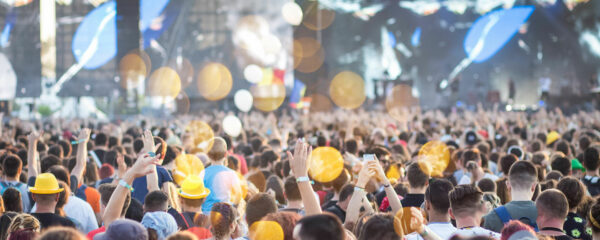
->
xmin=7 ymin=213 xmax=40 ymax=234
xmin=163 ymin=182 xmax=181 ymax=212
xmin=38 ymin=226 xmax=85 ymax=240
xmin=208 ymin=137 xmax=227 ymax=161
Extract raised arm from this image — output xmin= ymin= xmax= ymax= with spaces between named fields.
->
xmin=410 ymin=207 xmax=443 ymax=240
xmin=345 ymin=162 xmax=374 ymax=225
xmin=142 ymin=129 xmax=160 ymax=192
xmin=103 ymin=153 xmax=159 ymax=226
xmin=287 ymin=140 xmax=321 ymax=215
xmin=72 ymin=128 xmax=90 ymax=184
xmin=369 ymin=160 xmax=402 ymax=215
xmin=27 ymin=131 xmax=42 ymax=178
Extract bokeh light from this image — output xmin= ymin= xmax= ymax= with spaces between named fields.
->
xmin=119 ymin=52 xmax=147 ymax=89
xmin=329 ymin=71 xmax=366 ymax=109
xmin=282 ymin=2 xmax=303 ymax=26
xmin=259 ymin=68 xmax=274 ymax=85
xmin=385 ymin=84 xmax=419 ymax=121
xmin=222 ymin=115 xmax=242 ymax=137
xmin=302 ymin=1 xmax=335 ymax=31
xmin=308 ymin=94 xmax=333 ymax=112
xmin=173 ymin=154 xmax=204 ymax=185
xmin=309 ymin=147 xmax=344 ymax=183
xmin=262 ymin=34 xmax=282 ymax=54
xmin=294 ymin=37 xmax=324 ymax=73
xmin=292 ymin=40 xmax=303 ymax=69
xmin=418 ymin=141 xmax=450 ymax=177
xmin=243 ymin=64 xmax=263 ymax=84
xmin=185 ymin=120 xmax=214 ymax=153
xmin=196 ymin=62 xmax=233 ymax=101
xmin=168 ymin=57 xmax=194 ymax=88
xmin=251 ymin=84 xmax=286 ymax=112
xmin=249 ymin=221 xmax=284 ymax=240
xmin=234 ymin=89 xmax=253 ymax=112
xmin=148 ymin=67 xmax=181 ymax=98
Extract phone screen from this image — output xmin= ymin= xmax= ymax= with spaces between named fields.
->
xmin=364 ymin=154 xmax=375 ymax=162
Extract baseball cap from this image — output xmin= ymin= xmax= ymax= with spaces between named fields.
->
xmin=94 ymin=219 xmax=148 ymax=240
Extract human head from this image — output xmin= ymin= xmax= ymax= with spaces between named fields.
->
xmin=57 ymin=140 xmax=72 ymax=158
xmin=345 ymin=140 xmax=358 ymax=155
xmin=7 ymin=213 xmax=40 ymax=239
xmin=55 ymin=181 xmax=70 ymax=216
xmin=555 ymin=140 xmax=571 ymax=157
xmin=507 ymin=161 xmax=537 ymax=193
xmin=556 ymin=176 xmax=586 ymax=211
xmin=37 ymin=227 xmax=84 ymax=240
xmin=98 ymin=183 xmax=130 ymax=218
xmin=95 ymin=218 xmax=149 ymax=240
xmin=583 ymin=147 xmax=600 ymax=171
xmin=535 ymin=189 xmax=568 ymax=227
xmin=141 ymin=211 xmax=178 ymax=240
xmin=449 ymin=185 xmax=485 ymax=221
xmin=284 ymin=177 xmax=301 ymax=202
xmin=48 ymin=145 xmax=64 ymax=159
xmin=337 ymin=184 xmax=355 ymax=211
xmin=461 ymin=149 xmax=481 ymax=167
xmin=477 ymin=178 xmax=497 ymax=193
xmin=587 ymin=201 xmax=600 ymax=236
xmin=406 ymin=162 xmax=429 ymax=190
xmin=499 ymin=154 xmax=518 ymax=174
xmin=144 ymin=190 xmax=169 ymax=213
xmin=208 ymin=137 xmax=227 ymax=162
xmin=293 ymin=213 xmax=345 ymax=240
xmin=500 ymin=220 xmax=535 ymax=240
xmin=165 ymin=232 xmax=197 ymax=240
xmin=551 ymin=157 xmax=571 ymax=176
xmin=260 ymin=150 xmax=279 ymax=169
xmin=425 ymin=179 xmax=454 ymax=216
xmin=40 ymin=155 xmax=61 ymax=174
xmin=357 ymin=213 xmax=400 ymax=240
xmin=210 ymin=202 xmax=237 ymax=240
xmin=266 ymin=175 xmax=285 ymax=205
xmin=246 ymin=193 xmax=277 ymax=227
xmin=545 ymin=170 xmax=563 ymax=181
xmin=2 ymin=154 xmax=22 ymax=178
xmin=262 ymin=212 xmax=302 ymax=240
xmin=95 ymin=132 xmax=108 ymax=147
xmin=3 ymin=188 xmax=22 ymax=213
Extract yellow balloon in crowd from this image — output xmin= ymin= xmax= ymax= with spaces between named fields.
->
xmin=329 ymin=71 xmax=366 ymax=110
xmin=418 ymin=141 xmax=450 ymax=178
xmin=185 ymin=120 xmax=214 ymax=153
xmin=148 ymin=67 xmax=181 ymax=99
xmin=196 ymin=62 xmax=233 ymax=101
xmin=386 ymin=164 xmax=401 ymax=181
xmin=249 ymin=221 xmax=284 ymax=240
xmin=172 ymin=154 xmax=205 ymax=185
xmin=393 ymin=209 xmax=404 ymax=237
xmin=251 ymin=84 xmax=286 ymax=112
xmin=309 ymin=147 xmax=344 ymax=183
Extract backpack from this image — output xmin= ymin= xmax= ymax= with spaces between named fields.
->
xmin=494 ymin=205 xmax=539 ymax=232
xmin=0 ymin=181 xmax=23 ymax=195
xmin=76 ymin=184 xmax=87 ymax=201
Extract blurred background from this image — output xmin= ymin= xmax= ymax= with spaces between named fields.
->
xmin=0 ymin=0 xmax=599 ymax=119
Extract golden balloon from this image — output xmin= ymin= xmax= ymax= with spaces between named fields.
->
xmin=418 ymin=141 xmax=450 ymax=178
xmin=329 ymin=71 xmax=366 ymax=109
xmin=172 ymin=154 xmax=205 ymax=185
xmin=249 ymin=221 xmax=284 ymax=240
xmin=251 ymin=84 xmax=286 ymax=112
xmin=148 ymin=67 xmax=181 ymax=98
xmin=309 ymin=147 xmax=344 ymax=183
xmin=196 ymin=62 xmax=233 ymax=101
xmin=185 ymin=120 xmax=214 ymax=153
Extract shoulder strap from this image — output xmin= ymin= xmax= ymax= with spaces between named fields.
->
xmin=493 ymin=206 xmax=512 ymax=225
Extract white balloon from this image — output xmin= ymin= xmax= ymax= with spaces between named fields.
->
xmin=234 ymin=89 xmax=253 ymax=112
xmin=243 ymin=64 xmax=263 ymax=84
xmin=282 ymin=2 xmax=303 ymax=26
xmin=223 ymin=115 xmax=242 ymax=137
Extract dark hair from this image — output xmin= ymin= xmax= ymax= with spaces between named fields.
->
xmin=499 ymin=154 xmax=518 ymax=174
xmin=210 ymin=202 xmax=237 ymax=239
xmin=462 ymin=149 xmax=481 ymax=167
xmin=227 ymin=155 xmax=240 ymax=172
xmin=508 ymin=161 xmax=537 ymax=190
xmin=579 ymin=136 xmax=592 ymax=151
xmin=125 ymin=198 xmax=144 ymax=222
xmin=133 ymin=139 xmax=144 ymax=154
xmin=2 ymin=154 xmax=22 ymax=178
xmin=144 ymin=190 xmax=169 ymax=212
xmin=345 ymin=140 xmax=358 ymax=154
xmin=108 ymin=136 xmax=119 ymax=149
xmin=296 ymin=213 xmax=345 ymax=240
xmin=263 ymin=212 xmax=301 ymax=240
xmin=536 ymin=189 xmax=568 ymax=220
xmin=555 ymin=140 xmax=571 ymax=157
xmin=556 ymin=177 xmax=586 ymax=210
xmin=407 ymin=162 xmax=429 ymax=189
xmin=48 ymin=165 xmax=70 ymax=186
xmin=98 ymin=183 xmax=130 ymax=217
xmin=250 ymin=138 xmax=263 ymax=153
xmin=531 ymin=152 xmax=547 ymax=166
xmin=47 ymin=145 xmax=64 ymax=159
xmin=425 ymin=179 xmax=454 ymax=214
xmin=583 ymin=147 xmax=600 ymax=171
xmin=2 ymin=188 xmax=22 ymax=213
xmin=357 ymin=213 xmax=400 ymax=240
xmin=551 ymin=157 xmax=571 ymax=176
xmin=162 ymin=146 xmax=180 ymax=167
xmin=57 ymin=140 xmax=72 ymax=158
xmin=540 ymin=179 xmax=557 ymax=191
xmin=284 ymin=177 xmax=301 ymax=201
xmin=245 ymin=193 xmax=277 ymax=227
xmin=265 ymin=175 xmax=286 ymax=205
xmin=260 ymin=150 xmax=279 ymax=168
xmin=40 ymin=155 xmax=61 ymax=174
xmin=328 ymin=169 xmax=350 ymax=193
xmin=103 ymin=150 xmax=119 ymax=168
xmin=477 ymin=178 xmax=497 ymax=193
xmin=588 ymin=201 xmax=600 ymax=233
xmin=338 ymin=184 xmax=355 ymax=202
xmin=545 ymin=170 xmax=563 ymax=181
xmin=16 ymin=150 xmax=27 ymax=167
xmin=95 ymin=132 xmax=108 ymax=146
xmin=448 ymin=184 xmax=483 ymax=217
xmin=529 ymin=140 xmax=543 ymax=153
xmin=0 ymin=212 xmax=17 ymax=240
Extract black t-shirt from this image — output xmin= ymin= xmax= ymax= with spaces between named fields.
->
xmin=583 ymin=176 xmax=600 ymax=197
xmin=94 ymin=149 xmax=107 ymax=163
xmin=400 ymin=194 xmax=425 ymax=208
xmin=31 ymin=213 xmax=75 ymax=229
xmin=321 ymin=200 xmax=337 ymax=211
xmin=552 ymin=235 xmax=575 ymax=240
xmin=325 ymin=204 xmax=346 ymax=222
xmin=564 ymin=212 xmax=592 ymax=240
xmin=168 ymin=208 xmax=204 ymax=230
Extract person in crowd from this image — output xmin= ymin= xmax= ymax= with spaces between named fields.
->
xmin=94 ymin=218 xmax=148 ymax=240
xmin=483 ymin=161 xmax=538 ymax=232
xmin=582 ymin=147 xmax=600 ymax=196
xmin=6 ymin=213 xmax=40 ymax=240
xmin=406 ymin=179 xmax=457 ymax=240
xmin=132 ymin=131 xmax=172 ymax=204
xmin=324 ymin=183 xmax=354 ymax=222
xmin=87 ymin=183 xmax=131 ymax=239
xmin=209 ymin=202 xmax=239 ymax=240
xmin=28 ymin=173 xmax=75 ymax=229
xmin=201 ymin=137 xmax=242 ymax=213
xmin=262 ymin=212 xmax=301 ymax=240
xmin=556 ymin=176 xmax=592 ymax=240
xmin=3 ymin=188 xmax=23 ymax=212
xmin=551 ymin=157 xmax=572 ymax=176
xmin=449 ymin=184 xmax=500 ymax=239
xmin=535 ymin=189 xmax=574 ymax=240
xmin=38 ymin=226 xmax=86 ymax=240
xmin=293 ymin=213 xmax=346 ymax=240
xmin=280 ymin=177 xmax=304 ymax=214
xmin=245 ymin=193 xmax=278 ymax=229
xmin=0 ymin=154 xmax=30 ymax=212
xmin=500 ymin=220 xmax=536 ymax=240
xmin=168 ymin=175 xmax=211 ymax=238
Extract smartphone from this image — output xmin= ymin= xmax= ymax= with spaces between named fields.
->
xmin=363 ymin=154 xmax=375 ymax=162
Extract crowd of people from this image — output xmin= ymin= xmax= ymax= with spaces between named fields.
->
xmin=0 ymin=106 xmax=598 ymax=240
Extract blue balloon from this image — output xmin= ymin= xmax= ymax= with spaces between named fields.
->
xmin=463 ymin=6 xmax=534 ymax=63
xmin=72 ymin=0 xmax=170 ymax=70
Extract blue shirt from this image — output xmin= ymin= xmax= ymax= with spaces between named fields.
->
xmin=132 ymin=166 xmax=173 ymax=203
xmin=201 ymin=165 xmax=241 ymax=213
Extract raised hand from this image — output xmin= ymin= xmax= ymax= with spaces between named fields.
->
xmin=126 ymin=153 xmax=161 ymax=179
xmin=357 ymin=161 xmax=375 ymax=189
xmin=116 ymin=153 xmax=127 ymax=178
xmin=368 ymin=158 xmax=389 ymax=186
xmin=142 ymin=129 xmax=156 ymax=154
xmin=287 ymin=140 xmax=312 ymax=178
xmin=76 ymin=128 xmax=91 ymax=144
xmin=409 ymin=207 xmax=426 ymax=234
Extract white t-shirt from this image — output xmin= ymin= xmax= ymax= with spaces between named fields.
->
xmin=405 ymin=222 xmax=458 ymax=240
xmin=458 ymin=173 xmax=499 ymax=185
xmin=452 ymin=227 xmax=500 ymax=239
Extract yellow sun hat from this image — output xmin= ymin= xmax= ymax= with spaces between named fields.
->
xmin=177 ymin=175 xmax=210 ymax=199
xmin=29 ymin=173 xmax=64 ymax=194
xmin=547 ymin=131 xmax=560 ymax=145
